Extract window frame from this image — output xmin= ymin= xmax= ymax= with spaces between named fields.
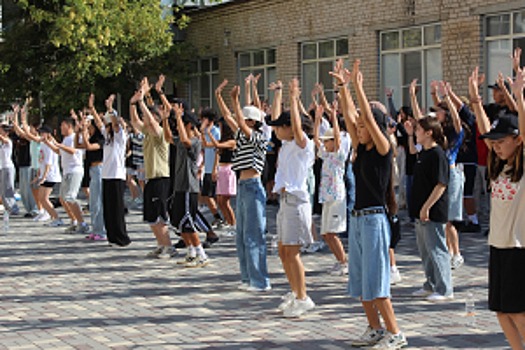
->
xmin=237 ymin=48 xmax=277 ymax=105
xmin=483 ymin=10 xmax=525 ymax=102
xmin=380 ymin=23 xmax=442 ymax=110
xmin=300 ymin=37 xmax=349 ymax=107
xmin=189 ymin=57 xmax=219 ymax=110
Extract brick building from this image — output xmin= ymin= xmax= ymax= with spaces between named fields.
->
xmin=180 ymin=0 xmax=525 ymax=112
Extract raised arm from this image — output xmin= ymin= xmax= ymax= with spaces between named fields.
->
xmin=230 ymin=86 xmax=252 ymax=138
xmin=497 ymin=72 xmax=518 ymax=112
xmin=330 ymin=103 xmax=341 ymax=152
xmin=105 ymin=94 xmax=121 ymax=132
xmin=269 ymin=80 xmax=283 ymax=121
xmin=430 ymin=80 xmax=441 ymax=107
xmin=155 ymin=74 xmax=172 ymax=112
xmin=313 ymin=105 xmax=322 ymax=149
xmin=317 ymin=83 xmax=333 ymax=115
xmin=440 ymin=82 xmax=462 ymax=134
xmin=252 ymin=73 xmax=262 ymax=109
xmin=130 ymin=89 xmax=145 ymax=132
xmin=89 ymin=93 xmax=104 ymax=131
xmin=206 ymin=127 xmax=235 ymax=149
xmin=409 ymin=79 xmax=424 ymax=120
xmin=469 ymin=67 xmax=492 ymax=149
xmin=244 ymin=73 xmax=253 ymax=107
xmin=510 ymin=69 xmax=525 ymax=136
xmin=174 ymin=103 xmax=191 ymax=148
xmin=385 ymin=88 xmax=398 ymax=118
xmin=511 ymin=47 xmax=522 ymax=75
xmin=330 ymin=59 xmax=359 ymax=150
xmin=351 ymin=59 xmax=390 ymax=155
xmin=215 ymin=79 xmax=237 ymax=132
xmin=403 ymin=120 xmax=418 ymax=155
xmin=289 ymin=78 xmax=307 ymax=149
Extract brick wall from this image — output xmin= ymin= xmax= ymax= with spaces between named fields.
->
xmin=181 ymin=0 xmax=524 ymax=105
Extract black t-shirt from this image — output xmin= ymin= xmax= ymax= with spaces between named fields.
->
xmin=410 ymin=146 xmax=449 ymax=223
xmin=86 ymin=134 xmax=104 ymax=167
xmin=219 ymin=148 xmax=234 ymax=163
xmin=15 ymin=137 xmax=31 ymax=167
xmin=353 ymin=143 xmax=392 ymax=210
xmin=484 ymin=103 xmax=516 ymax=123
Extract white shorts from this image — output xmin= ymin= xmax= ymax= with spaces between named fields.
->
xmin=321 ymin=199 xmax=347 ymax=234
xmin=276 ymin=192 xmax=313 ymax=246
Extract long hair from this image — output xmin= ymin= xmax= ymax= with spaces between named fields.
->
xmin=487 ymin=140 xmax=524 ymax=182
xmin=418 ymin=116 xmax=448 ymax=150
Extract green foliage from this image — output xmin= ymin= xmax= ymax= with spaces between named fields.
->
xmin=0 ymin=0 xmax=195 ymax=117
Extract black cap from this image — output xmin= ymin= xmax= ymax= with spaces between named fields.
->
xmin=267 ymin=111 xmax=291 ymax=127
xmin=488 ymin=80 xmax=511 ymax=92
xmin=479 ymin=114 xmax=519 ymax=140
xmin=182 ymin=112 xmax=200 ymax=128
xmin=38 ymin=125 xmax=53 ymax=134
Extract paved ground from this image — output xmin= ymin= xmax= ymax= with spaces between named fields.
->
xmin=0 ymin=196 xmax=510 ymax=350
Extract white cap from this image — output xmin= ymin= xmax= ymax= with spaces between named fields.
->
xmin=242 ymin=106 xmax=264 ymax=122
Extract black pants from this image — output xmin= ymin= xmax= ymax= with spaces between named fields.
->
xmin=103 ymin=179 xmax=130 ymax=246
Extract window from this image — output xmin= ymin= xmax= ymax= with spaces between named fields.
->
xmin=189 ymin=57 xmax=219 ymax=110
xmin=485 ymin=10 xmax=525 ymax=102
xmin=380 ymin=24 xmax=442 ymax=110
xmin=238 ymin=48 xmax=276 ymax=104
xmin=0 ymin=0 xmax=3 ymax=40
xmin=301 ymin=38 xmax=348 ymax=106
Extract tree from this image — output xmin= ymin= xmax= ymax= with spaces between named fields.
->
xmin=0 ymin=0 xmax=194 ymax=117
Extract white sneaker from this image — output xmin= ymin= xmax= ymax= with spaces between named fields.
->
xmin=246 ymin=285 xmax=271 ymax=292
xmin=283 ymin=296 xmax=315 ymax=318
xmin=36 ymin=212 xmax=51 ymax=222
xmin=351 ymin=326 xmax=385 ymax=347
xmin=306 ymin=241 xmax=325 ymax=253
xmin=412 ymin=288 xmax=433 ymax=297
xmin=368 ymin=331 xmax=407 ymax=349
xmin=278 ymin=292 xmax=296 ymax=311
xmin=47 ymin=218 xmax=65 ymax=227
xmin=157 ymin=246 xmax=176 ymax=260
xmin=390 ymin=269 xmax=402 ymax=285
xmin=329 ymin=262 xmax=348 ymax=276
xmin=451 ymin=255 xmax=464 ymax=270
xmin=426 ymin=292 xmax=454 ymax=302
xmin=237 ymin=282 xmax=250 ymax=291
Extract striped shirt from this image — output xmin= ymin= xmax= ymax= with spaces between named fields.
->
xmin=232 ymin=130 xmax=268 ymax=174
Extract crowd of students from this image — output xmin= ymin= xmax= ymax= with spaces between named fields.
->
xmin=1 ymin=49 xmax=525 ymax=349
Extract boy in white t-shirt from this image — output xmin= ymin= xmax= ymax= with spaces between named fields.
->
xmin=46 ymin=118 xmax=88 ymax=234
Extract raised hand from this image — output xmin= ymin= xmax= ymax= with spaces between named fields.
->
xmin=430 ymin=80 xmax=439 ymax=95
xmin=315 ymin=105 xmax=324 ymax=126
xmin=130 ymin=89 xmax=143 ymax=104
xmin=141 ymin=77 xmax=152 ymax=94
xmin=329 ymin=59 xmax=347 ymax=84
xmin=409 ymin=78 xmax=418 ymax=96
xmin=244 ymin=73 xmax=253 ymax=85
xmin=268 ymin=80 xmax=283 ymax=91
xmin=511 ymin=47 xmax=522 ymax=73
xmin=289 ymin=78 xmax=301 ymax=99
xmin=385 ymin=87 xmax=394 ymax=98
xmin=155 ymin=74 xmax=166 ymax=92
xmin=105 ymin=94 xmax=116 ymax=110
xmin=350 ymin=59 xmax=363 ymax=86
xmin=253 ymin=73 xmax=261 ymax=85
xmin=88 ymin=93 xmax=95 ymax=109
xmin=468 ymin=67 xmax=480 ymax=101
xmin=216 ymin=79 xmax=228 ymax=94
xmin=173 ymin=103 xmax=184 ymax=119
xmin=404 ymin=120 xmax=414 ymax=136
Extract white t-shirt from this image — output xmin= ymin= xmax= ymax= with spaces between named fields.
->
xmin=488 ymin=148 xmax=525 ymax=248
xmin=60 ymin=134 xmax=83 ymax=175
xmin=101 ymin=126 xmax=128 ymax=180
xmin=39 ymin=143 xmax=61 ymax=183
xmin=0 ymin=139 xmax=14 ymax=169
xmin=273 ymin=132 xmax=315 ymax=202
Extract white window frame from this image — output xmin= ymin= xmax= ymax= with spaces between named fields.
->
xmin=189 ymin=57 xmax=219 ymax=110
xmin=484 ymin=10 xmax=525 ymax=102
xmin=380 ymin=23 xmax=442 ymax=110
xmin=237 ymin=48 xmax=276 ymax=105
xmin=301 ymin=37 xmax=348 ymax=107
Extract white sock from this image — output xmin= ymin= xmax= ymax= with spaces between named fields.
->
xmin=196 ymin=244 xmax=206 ymax=259
xmin=72 ymin=220 xmax=78 ymax=226
xmin=391 ymin=265 xmax=398 ymax=273
xmin=468 ymin=214 xmax=478 ymax=225
xmin=188 ymin=245 xmax=196 ymax=258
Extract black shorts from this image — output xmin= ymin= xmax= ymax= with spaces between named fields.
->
xmin=143 ymin=177 xmax=170 ymax=224
xmin=201 ymin=173 xmax=216 ymax=197
xmin=81 ymin=159 xmax=90 ymax=188
xmin=263 ymin=153 xmax=278 ymax=184
xmin=170 ymin=192 xmax=207 ymax=234
xmin=462 ymin=164 xmax=477 ymax=198
xmin=41 ymin=181 xmax=58 ymax=188
xmin=489 ymin=246 xmax=525 ymax=313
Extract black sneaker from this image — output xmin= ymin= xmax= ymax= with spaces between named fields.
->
xmin=174 ymin=240 xmax=186 ymax=249
xmin=460 ymin=222 xmax=481 ymax=233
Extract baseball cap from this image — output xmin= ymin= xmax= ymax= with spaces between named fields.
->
xmin=479 ymin=114 xmax=519 ymax=140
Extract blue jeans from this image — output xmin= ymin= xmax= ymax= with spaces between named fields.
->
xmin=19 ymin=166 xmax=37 ymax=213
xmin=89 ymin=165 xmax=105 ymax=236
xmin=235 ymin=177 xmax=270 ymax=289
xmin=348 ymin=208 xmax=391 ymax=301
xmin=415 ymin=220 xmax=453 ymax=296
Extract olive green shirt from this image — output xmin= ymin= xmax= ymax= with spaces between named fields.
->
xmin=142 ymin=126 xmax=169 ymax=179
